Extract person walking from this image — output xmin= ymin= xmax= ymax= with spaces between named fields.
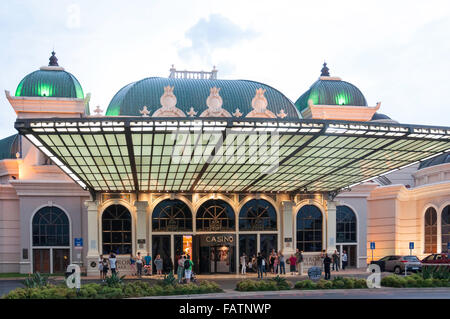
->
xmin=289 ymin=254 xmax=297 ymax=275
xmin=177 ymin=254 xmax=185 ymax=283
xmin=342 ymin=250 xmax=348 ymax=270
xmin=184 ymin=255 xmax=194 ymax=283
xmin=136 ymin=252 xmax=143 ymax=278
xmin=279 ymin=252 xmax=286 ymax=275
xmin=240 ymin=253 xmax=247 ymax=275
xmin=332 ymin=250 xmax=340 ymax=271
xmin=256 ymin=252 xmax=264 ymax=279
xmin=154 ymin=254 xmax=163 ymax=276
xmin=109 ymin=252 xmax=117 ymax=276
xmin=323 ymin=253 xmax=332 ymax=280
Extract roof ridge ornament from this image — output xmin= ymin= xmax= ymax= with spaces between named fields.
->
xmin=140 ymin=106 xmax=150 ymax=117
xmin=153 ymin=85 xmax=186 ymax=117
xmin=246 ymin=88 xmax=276 ymax=118
xmin=232 ymin=108 xmax=243 ymax=117
xmin=94 ymin=105 xmax=104 ymax=117
xmin=187 ymin=107 xmax=197 ymax=117
xmin=200 ymin=87 xmax=231 ymax=117
xmin=321 ymin=62 xmax=330 ymax=76
xmin=277 ymin=109 xmax=287 ymax=118
xmin=49 ymin=51 xmax=59 ymax=66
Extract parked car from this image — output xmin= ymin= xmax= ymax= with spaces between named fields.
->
xmin=370 ymin=255 xmax=422 ymax=274
xmin=421 ymin=253 xmax=449 ymax=264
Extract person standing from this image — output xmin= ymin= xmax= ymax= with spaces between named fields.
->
xmin=129 ymin=253 xmax=136 ymax=276
xmin=323 ymin=254 xmax=332 ymax=280
xmin=289 ymin=254 xmax=297 ymax=275
xmin=109 ymin=252 xmax=117 ymax=276
xmin=101 ymin=257 xmax=109 ymax=280
xmin=177 ymin=254 xmax=185 ymax=283
xmin=256 ymin=252 xmax=264 ymax=279
xmin=154 ymin=254 xmax=163 ymax=276
xmin=342 ymin=251 xmax=348 ymax=270
xmin=98 ymin=254 xmax=104 ymax=280
xmin=332 ymin=250 xmax=340 ymax=271
xmin=144 ymin=253 xmax=152 ymax=276
xmin=273 ymin=252 xmax=279 ymax=274
xmin=269 ymin=251 xmax=275 ymax=273
xmin=262 ymin=255 xmax=267 ymax=276
xmin=136 ymin=252 xmax=143 ymax=278
xmin=279 ymin=252 xmax=286 ymax=275
xmin=184 ymin=255 xmax=194 ymax=283
xmin=240 ymin=253 xmax=247 ymax=275
xmin=296 ymin=249 xmax=304 ymax=275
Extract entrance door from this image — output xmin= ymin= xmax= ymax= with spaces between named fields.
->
xmin=210 ymin=245 xmax=230 ymax=273
xmin=33 ymin=249 xmax=50 ymax=273
xmin=53 ymin=249 xmax=70 ymax=273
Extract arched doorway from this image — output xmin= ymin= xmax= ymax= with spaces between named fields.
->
xmin=196 ymin=199 xmax=236 ymax=274
xmin=424 ymin=207 xmax=437 ymax=254
xmin=296 ymin=205 xmax=323 ymax=252
xmin=101 ymin=204 xmax=132 ymax=255
xmin=152 ymin=199 xmax=193 ymax=274
xmin=238 ymin=199 xmax=277 ymax=271
xmin=32 ymin=206 xmax=70 ymax=273
xmin=336 ymin=205 xmax=357 ymax=268
xmin=442 ymin=206 xmax=450 ymax=253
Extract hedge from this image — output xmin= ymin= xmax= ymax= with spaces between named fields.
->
xmin=2 ymin=280 xmax=222 ymax=299
xmin=236 ymin=276 xmax=291 ymax=291
xmin=381 ymin=274 xmax=450 ymax=288
xmin=295 ymin=277 xmax=368 ymax=290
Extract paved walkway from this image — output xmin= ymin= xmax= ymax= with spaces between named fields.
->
xmin=138 ymin=288 xmax=450 ymax=299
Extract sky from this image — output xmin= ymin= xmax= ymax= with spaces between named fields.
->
xmin=0 ymin=0 xmax=449 ymax=137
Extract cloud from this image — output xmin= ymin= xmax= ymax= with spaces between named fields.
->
xmin=178 ymin=14 xmax=258 ymax=65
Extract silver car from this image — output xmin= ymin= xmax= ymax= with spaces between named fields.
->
xmin=383 ymin=255 xmax=422 ymax=274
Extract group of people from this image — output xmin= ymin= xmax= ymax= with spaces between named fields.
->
xmin=240 ymin=249 xmax=305 ymax=279
xmin=176 ymin=254 xmax=194 ymax=283
xmin=98 ymin=252 xmax=165 ymax=280
xmin=322 ymin=250 xmax=348 ymax=280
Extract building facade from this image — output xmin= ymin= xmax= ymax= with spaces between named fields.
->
xmin=0 ymin=54 xmax=449 ymax=275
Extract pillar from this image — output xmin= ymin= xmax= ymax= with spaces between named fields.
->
xmin=326 ymin=200 xmax=337 ymax=256
xmin=84 ymin=200 xmax=99 ymax=275
xmin=281 ymin=200 xmax=296 ymax=257
xmin=134 ymin=201 xmax=149 ymax=255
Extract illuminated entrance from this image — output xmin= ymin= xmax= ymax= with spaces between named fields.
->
xmin=196 ymin=234 xmax=236 ymax=274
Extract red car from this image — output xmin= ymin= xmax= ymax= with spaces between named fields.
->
xmin=421 ymin=253 xmax=449 ymax=264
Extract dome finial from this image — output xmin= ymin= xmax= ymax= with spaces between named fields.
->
xmin=49 ymin=51 xmax=59 ymax=66
xmin=320 ymin=62 xmax=330 ymax=76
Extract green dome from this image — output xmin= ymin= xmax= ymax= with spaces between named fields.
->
xmin=295 ymin=63 xmax=367 ymax=113
xmin=15 ymin=69 xmax=84 ymax=99
xmin=106 ymin=77 xmax=300 ymax=119
xmin=0 ymin=134 xmax=21 ymax=160
xmin=15 ymin=52 xmax=84 ymax=99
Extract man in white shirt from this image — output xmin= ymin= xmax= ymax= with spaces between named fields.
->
xmin=240 ymin=253 xmax=247 ymax=275
xmin=342 ymin=251 xmax=348 ymax=270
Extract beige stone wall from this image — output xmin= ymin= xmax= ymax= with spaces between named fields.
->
xmin=0 ymin=184 xmax=20 ymax=272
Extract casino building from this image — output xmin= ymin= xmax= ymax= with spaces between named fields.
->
xmin=0 ymin=53 xmax=449 ymax=275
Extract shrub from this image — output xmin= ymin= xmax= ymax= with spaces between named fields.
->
xmin=381 ymin=274 xmax=449 ymax=288
xmin=271 ymin=275 xmax=291 ymax=290
xmin=105 ymin=274 xmax=126 ymax=288
xmin=294 ymin=279 xmax=316 ymax=290
xmin=316 ymin=279 xmax=333 ymax=289
xmin=235 ymin=279 xmax=279 ymax=292
xmin=22 ymin=272 xmax=49 ymax=288
xmin=162 ymin=271 xmax=177 ymax=286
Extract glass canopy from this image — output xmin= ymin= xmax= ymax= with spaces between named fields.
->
xmin=15 ymin=117 xmax=450 ymax=194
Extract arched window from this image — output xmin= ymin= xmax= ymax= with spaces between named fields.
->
xmin=442 ymin=206 xmax=450 ymax=253
xmin=336 ymin=206 xmax=357 ymax=243
xmin=424 ymin=207 xmax=437 ymax=254
xmin=296 ymin=205 xmax=322 ymax=252
xmin=239 ymin=199 xmax=277 ymax=231
xmin=196 ymin=200 xmax=235 ymax=231
xmin=102 ymin=204 xmax=132 ymax=255
xmin=32 ymin=206 xmax=70 ymax=246
xmin=152 ymin=199 xmax=192 ymax=232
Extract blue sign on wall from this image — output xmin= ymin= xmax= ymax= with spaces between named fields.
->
xmin=409 ymin=242 xmax=414 ymax=250
xmin=74 ymin=238 xmax=83 ymax=247
xmin=370 ymin=242 xmax=375 ymax=250
xmin=447 ymin=242 xmax=450 ymax=250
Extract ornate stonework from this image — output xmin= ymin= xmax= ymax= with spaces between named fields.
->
xmin=139 ymin=106 xmax=150 ymax=117
xmin=232 ymin=108 xmax=243 ymax=117
xmin=246 ymin=88 xmax=276 ymax=118
xmin=152 ymin=86 xmax=186 ymax=117
xmin=199 ymin=87 xmax=231 ymax=118
xmin=277 ymin=109 xmax=287 ymax=118
xmin=187 ymin=107 xmax=197 ymax=117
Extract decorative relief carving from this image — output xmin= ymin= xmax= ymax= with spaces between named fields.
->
xmin=152 ymin=86 xmax=186 ymax=117
xmin=246 ymin=88 xmax=276 ymax=118
xmin=200 ymin=87 xmax=231 ymax=118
